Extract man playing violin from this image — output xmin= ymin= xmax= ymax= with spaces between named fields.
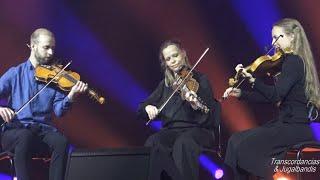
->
xmin=0 ymin=28 xmax=87 ymax=180
xmin=137 ymin=40 xmax=215 ymax=180
xmin=223 ymin=18 xmax=319 ymax=179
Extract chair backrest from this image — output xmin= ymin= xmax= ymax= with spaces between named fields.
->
xmin=308 ymin=103 xmax=319 ymax=122
xmin=211 ymin=98 xmax=223 ymax=156
xmin=212 ymin=98 xmax=222 ymax=128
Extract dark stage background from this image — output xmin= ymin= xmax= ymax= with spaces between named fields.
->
xmin=0 ymin=0 xmax=320 ymax=178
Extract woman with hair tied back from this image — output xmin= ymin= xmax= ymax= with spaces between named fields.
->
xmin=138 ymin=40 xmax=215 ymax=180
xmin=223 ymin=18 xmax=320 ymax=179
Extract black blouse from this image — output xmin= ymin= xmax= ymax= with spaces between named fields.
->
xmin=137 ymin=71 xmax=215 ymax=129
xmin=241 ymin=54 xmax=309 ymax=123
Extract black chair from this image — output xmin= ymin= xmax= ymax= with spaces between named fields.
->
xmin=288 ymin=141 xmax=320 ymax=159
xmin=285 ymin=141 xmax=320 ymax=180
xmin=0 ymin=133 xmax=51 ymax=180
xmin=203 ymin=99 xmax=222 ymax=153
xmin=0 ymin=151 xmax=15 ymax=179
xmin=284 ymin=104 xmax=320 ymax=180
xmin=201 ymin=98 xmax=223 ymax=158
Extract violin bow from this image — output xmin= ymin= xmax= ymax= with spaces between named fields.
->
xmin=1 ymin=61 xmax=72 ymax=127
xmin=146 ymin=47 xmax=210 ymax=125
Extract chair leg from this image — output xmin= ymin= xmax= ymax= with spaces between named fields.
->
xmin=296 ymin=149 xmax=302 ymax=180
xmin=9 ymin=157 xmax=15 ymax=180
xmin=217 ymin=124 xmax=222 ymax=158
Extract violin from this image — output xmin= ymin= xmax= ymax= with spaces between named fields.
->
xmin=35 ymin=64 xmax=105 ymax=104
xmin=0 ymin=61 xmax=105 ymax=127
xmin=173 ymin=67 xmax=209 ymax=113
xmin=146 ymin=47 xmax=210 ymax=125
xmin=228 ymin=48 xmax=293 ymax=88
xmin=174 ymin=67 xmax=199 ymax=93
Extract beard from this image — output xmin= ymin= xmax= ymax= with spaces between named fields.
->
xmin=35 ymin=51 xmax=52 ymax=65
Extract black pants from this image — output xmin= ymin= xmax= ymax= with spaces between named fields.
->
xmin=224 ymin=121 xmax=314 ymax=180
xmin=1 ymin=125 xmax=68 ymax=180
xmin=145 ymin=127 xmax=214 ymax=180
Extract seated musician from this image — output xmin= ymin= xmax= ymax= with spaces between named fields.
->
xmin=223 ymin=18 xmax=319 ymax=179
xmin=137 ymin=40 xmax=215 ymax=180
xmin=0 ymin=28 xmax=87 ymax=180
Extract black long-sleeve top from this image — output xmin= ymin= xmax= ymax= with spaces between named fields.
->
xmin=240 ymin=54 xmax=309 ymax=123
xmin=137 ymin=71 xmax=215 ymax=129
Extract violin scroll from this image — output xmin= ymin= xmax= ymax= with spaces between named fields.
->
xmin=88 ymin=89 xmax=105 ymax=104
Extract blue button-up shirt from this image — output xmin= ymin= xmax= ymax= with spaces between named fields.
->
xmin=0 ymin=60 xmax=72 ymax=129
